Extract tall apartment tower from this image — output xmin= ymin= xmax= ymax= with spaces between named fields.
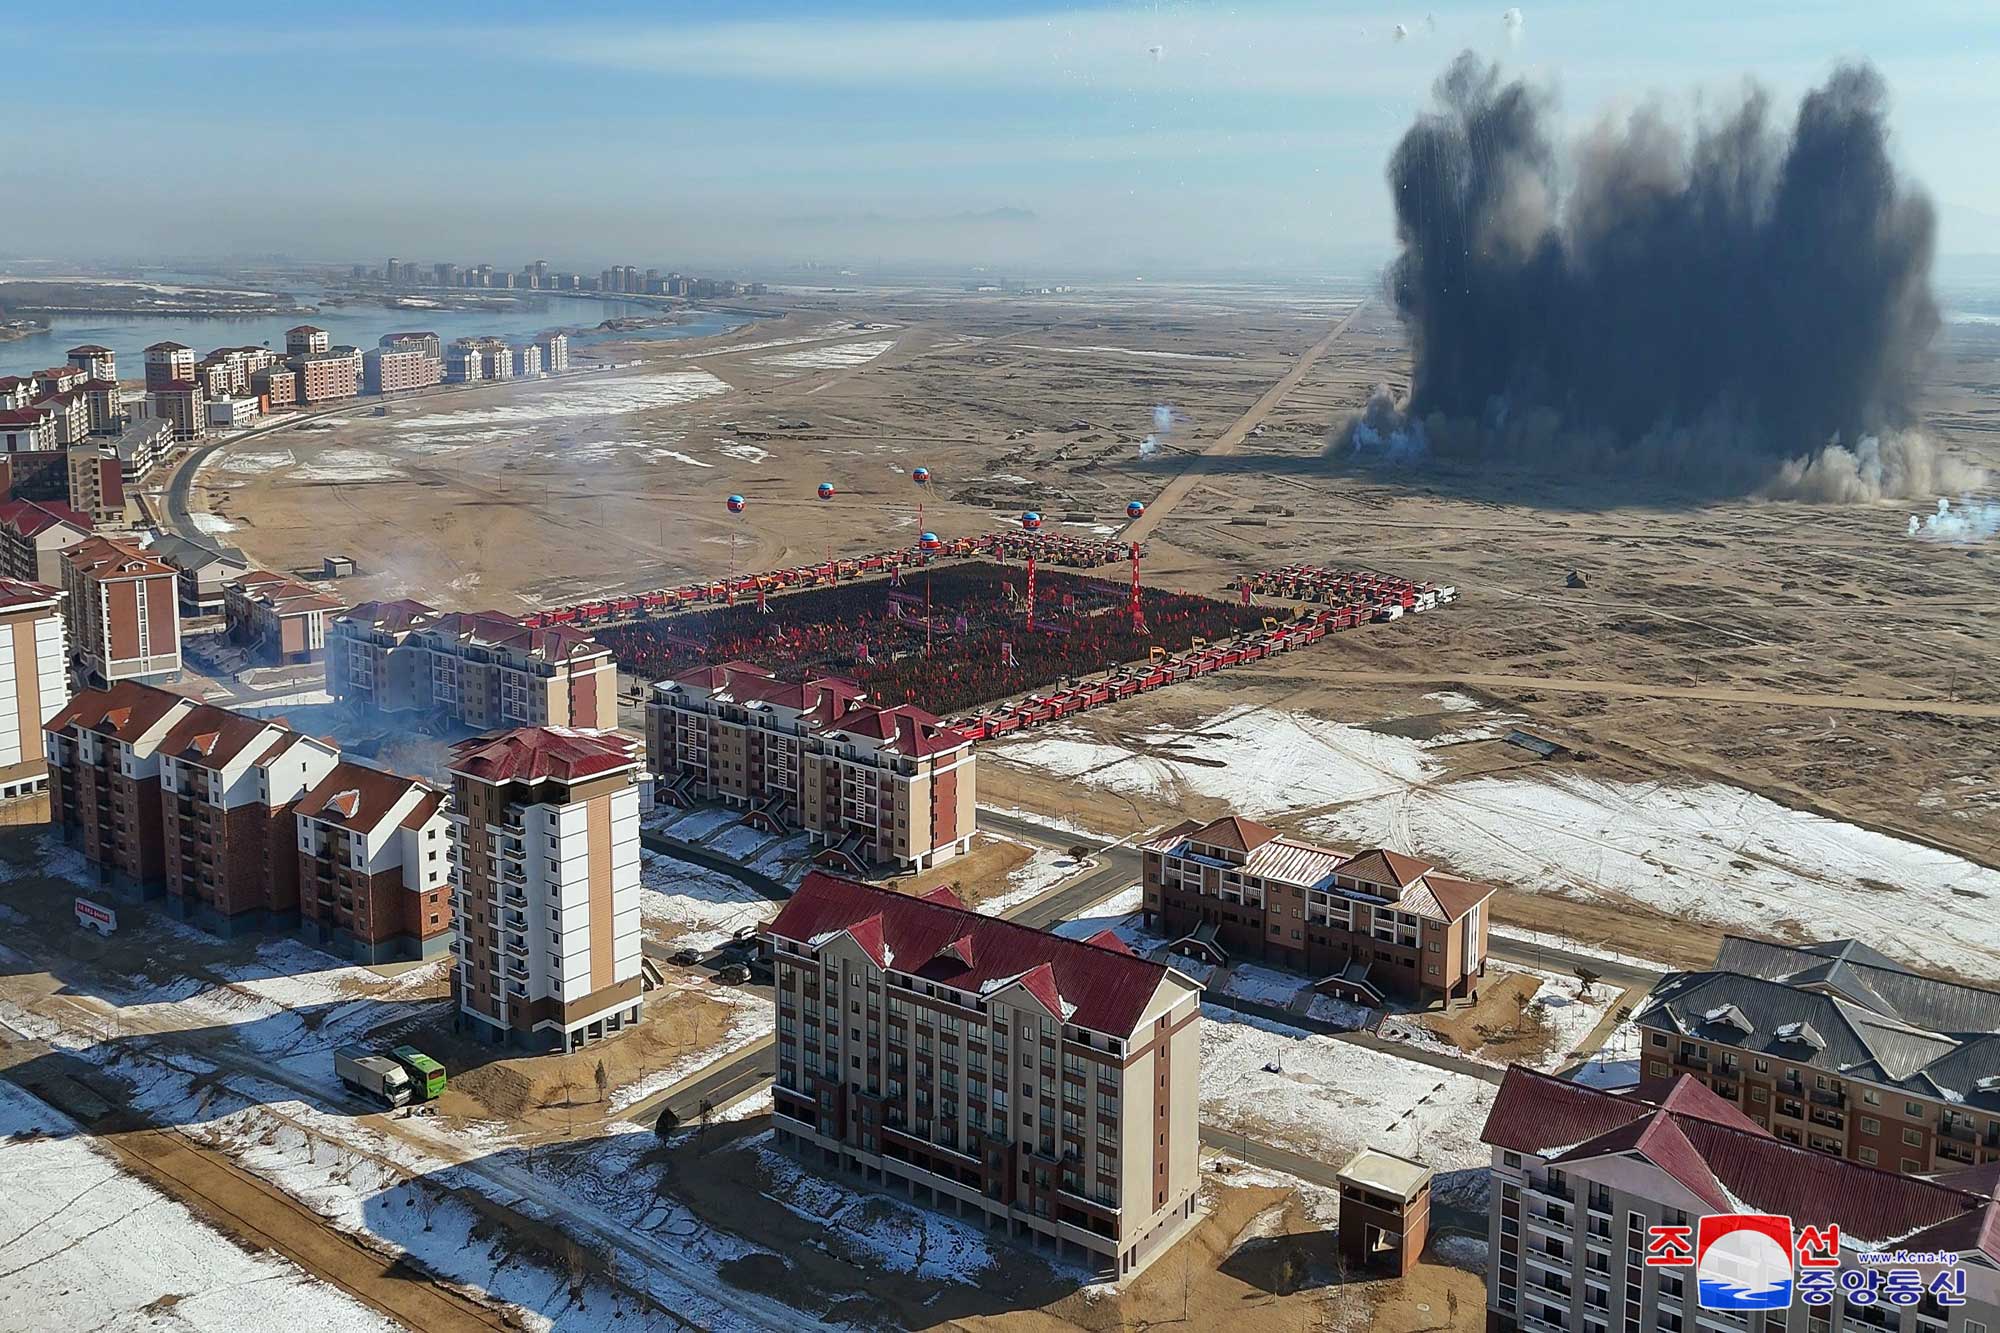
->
xmin=66 ymin=345 xmax=116 ymax=380
xmin=142 ymin=342 xmax=194 ymax=391
xmin=448 ymin=728 xmax=644 ymax=1052
xmin=61 ymin=535 xmax=181 ymax=686
xmin=0 ymin=578 xmax=67 ymax=800
xmin=285 ymin=325 xmax=331 ymax=357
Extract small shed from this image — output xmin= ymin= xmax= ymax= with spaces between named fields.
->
xmin=323 ymin=554 xmax=356 ymax=578
xmin=1336 ymin=1147 xmax=1432 ymax=1277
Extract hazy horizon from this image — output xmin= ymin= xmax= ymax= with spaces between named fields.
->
xmin=9 ymin=1 xmax=1999 ymax=274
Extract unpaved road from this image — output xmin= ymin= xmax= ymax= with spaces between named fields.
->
xmin=1289 ymin=669 xmax=2000 ymax=719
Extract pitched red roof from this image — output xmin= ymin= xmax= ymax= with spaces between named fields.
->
xmin=0 ymin=576 xmax=61 ymax=611
xmin=1484 ymin=1068 xmax=2000 ymax=1258
xmin=1338 ymin=847 xmax=1434 ymax=888
xmin=919 ymin=884 xmax=965 ymax=908
xmin=159 ymin=704 xmax=279 ymax=771
xmin=297 ymin=760 xmax=434 ymax=832
xmin=0 ymin=497 xmax=89 ymax=538
xmin=448 ymin=726 xmax=637 ymax=785
xmin=45 ymin=681 xmax=190 ymax=740
xmin=64 ymin=535 xmax=174 ymax=581
xmin=768 ymin=872 xmax=1184 ymax=1037
xmin=1191 ymin=814 xmax=1278 ymax=854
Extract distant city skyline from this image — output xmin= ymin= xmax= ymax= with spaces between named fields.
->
xmin=10 ymin=0 xmax=1999 ymax=273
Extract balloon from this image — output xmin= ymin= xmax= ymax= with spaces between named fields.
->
xmin=726 ymin=495 xmax=746 ymax=514
xmin=817 ymin=482 xmax=835 ymax=500
xmin=920 ymin=531 xmax=941 ymax=550
xmin=1021 ymin=511 xmax=1042 ymax=530
xmin=912 ymin=466 xmax=931 ymax=485
xmin=1127 ymin=500 xmax=1145 ymax=519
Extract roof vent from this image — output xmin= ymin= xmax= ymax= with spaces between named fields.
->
xmin=1774 ymin=1020 xmax=1825 ymax=1052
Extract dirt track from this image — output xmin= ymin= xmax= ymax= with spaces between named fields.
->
xmin=1276 ymin=669 xmax=2000 ymax=718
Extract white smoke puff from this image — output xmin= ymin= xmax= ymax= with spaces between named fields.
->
xmin=1907 ymin=495 xmax=2000 ymax=542
xmin=1394 ymin=22 xmax=1410 ymax=41
xmin=1501 ymin=7 xmax=1525 ymax=42
xmin=1763 ymin=431 xmax=1986 ymax=503
xmin=1139 ymin=435 xmax=1160 ymax=458
xmin=1152 ymin=404 xmax=1174 ymax=433
xmin=1340 ymin=384 xmax=1430 ymax=464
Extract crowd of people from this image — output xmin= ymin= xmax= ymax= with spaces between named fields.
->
xmin=596 ymin=562 xmax=1269 ymax=716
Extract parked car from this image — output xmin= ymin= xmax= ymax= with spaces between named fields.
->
xmin=670 ymin=948 xmax=701 ymax=967
xmin=717 ymin=963 xmax=752 ymax=985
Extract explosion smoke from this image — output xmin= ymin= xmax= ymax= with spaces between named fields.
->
xmin=1343 ymin=54 xmax=1971 ymax=500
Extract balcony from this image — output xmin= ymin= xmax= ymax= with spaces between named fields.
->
xmin=1526 ymin=1209 xmax=1573 ymax=1238
xmin=505 ymin=939 xmax=528 ymax=958
xmin=1810 ymin=1088 xmax=1846 ymax=1109
xmin=1940 ymin=1121 xmax=1977 ymax=1145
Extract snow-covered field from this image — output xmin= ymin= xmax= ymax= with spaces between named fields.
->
xmin=976 ymin=842 xmax=1092 ymax=916
xmin=388 ymin=370 xmax=729 ymax=435
xmin=0 ymin=1082 xmax=397 ymax=1333
xmin=289 ymin=448 xmax=406 ymax=482
xmin=752 ymin=338 xmax=897 ymax=372
xmin=1503 ymin=966 xmax=1620 ymax=1072
xmin=1016 ymin=344 xmax=1237 ymax=363
xmin=1200 ymin=1009 xmax=1495 ymax=1190
xmin=994 ymin=704 xmax=2000 ymax=976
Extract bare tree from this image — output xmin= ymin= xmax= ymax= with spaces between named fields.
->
xmin=594 ymin=1059 xmax=609 ymax=1105
xmin=1574 ymin=966 xmax=1602 ymax=1000
xmin=412 ymin=1184 xmax=441 ymax=1232
xmin=561 ymin=1237 xmax=590 ymax=1308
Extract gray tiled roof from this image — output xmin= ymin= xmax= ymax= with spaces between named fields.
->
xmin=1636 ymin=937 xmax=2000 ymax=1111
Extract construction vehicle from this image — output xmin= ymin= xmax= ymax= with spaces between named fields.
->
xmin=389 ymin=1046 xmax=448 ymax=1102
xmin=335 ymin=1046 xmax=416 ymax=1108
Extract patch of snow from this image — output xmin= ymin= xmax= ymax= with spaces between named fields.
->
xmin=208 ymin=446 xmax=297 ymax=476
xmin=717 ymin=443 xmax=769 ymax=463
xmin=975 ymin=843 xmax=1090 ymax=916
xmin=752 ymin=338 xmax=897 ymax=371
xmin=1422 ymin=691 xmax=1484 ymax=713
xmin=1433 ymin=1233 xmax=1491 ymax=1273
xmin=386 ymin=370 xmax=730 ymax=438
xmin=653 ymin=449 xmax=713 ymax=468
xmin=1017 ymin=343 xmax=1235 ymax=363
xmin=288 ymin=449 xmax=405 ymax=482
xmin=1220 ymin=962 xmax=1307 ymax=1008
xmin=637 ymin=849 xmax=776 ymax=954
xmin=192 ymin=511 xmax=239 ymax=534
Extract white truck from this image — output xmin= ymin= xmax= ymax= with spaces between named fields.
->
xmin=335 ymin=1046 xmax=416 ymax=1108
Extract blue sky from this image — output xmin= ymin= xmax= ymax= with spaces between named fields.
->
xmin=11 ymin=0 xmax=1998 ymax=273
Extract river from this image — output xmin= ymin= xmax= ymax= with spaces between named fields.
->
xmin=0 ymin=290 xmax=756 ymax=377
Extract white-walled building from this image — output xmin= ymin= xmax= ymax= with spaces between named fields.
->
xmin=448 ymin=727 xmax=644 ymax=1051
xmin=0 ymin=578 xmax=67 ymax=800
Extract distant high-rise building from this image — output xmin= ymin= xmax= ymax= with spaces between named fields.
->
xmin=285 ymin=325 xmax=331 ymax=358
xmin=533 ymin=332 xmax=569 ymax=374
xmin=66 ymin=345 xmax=115 ymax=381
xmin=385 ymin=257 xmax=402 ymax=285
xmin=600 ymin=268 xmax=615 ymax=293
xmin=435 ymin=262 xmax=459 ymax=287
xmin=143 ymin=342 xmax=194 ymax=391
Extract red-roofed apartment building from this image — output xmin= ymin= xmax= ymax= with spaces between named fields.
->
xmin=154 ymin=700 xmax=341 ymax=936
xmin=0 ymin=578 xmax=68 ymax=800
xmin=61 ymin=535 xmax=181 ymax=686
xmin=1141 ymin=815 xmax=1492 ymax=1007
xmin=223 ymin=570 xmax=345 ymax=664
xmin=0 ymin=498 xmax=90 ymax=586
xmin=47 ymin=682 xmax=451 ymax=961
xmin=648 ymin=662 xmax=976 ymax=874
xmin=447 ymin=727 xmax=644 ymax=1050
xmin=764 ymin=872 xmax=1206 ymax=1280
xmin=1479 ymin=1065 xmax=2000 ymax=1331
xmin=327 ymin=599 xmax=616 ymax=731
xmin=296 ymin=760 xmax=453 ymax=962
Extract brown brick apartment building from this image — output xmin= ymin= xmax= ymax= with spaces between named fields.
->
xmin=0 ymin=498 xmax=89 ymax=588
xmin=45 ymin=682 xmax=194 ymax=895
xmin=765 ymin=872 xmax=1206 ymax=1279
xmin=327 ymin=600 xmax=617 ymax=731
xmin=223 ymin=570 xmax=344 ymax=664
xmin=61 ymin=535 xmax=181 ymax=685
xmin=648 ymin=662 xmax=976 ymax=873
xmin=448 ymin=728 xmax=644 ymax=1051
xmin=1141 ymin=814 xmax=1492 ymax=1006
xmin=295 ymin=761 xmax=453 ymax=963
xmin=156 ymin=704 xmax=342 ymax=936
xmin=1634 ymin=936 xmax=2000 ymax=1176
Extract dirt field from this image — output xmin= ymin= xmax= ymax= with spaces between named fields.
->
xmin=179 ymin=283 xmax=1998 ymax=976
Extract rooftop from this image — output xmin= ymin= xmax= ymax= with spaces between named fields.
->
xmin=0 ymin=576 xmax=62 ymax=611
xmin=46 ymin=680 xmax=190 ymax=741
xmin=63 ymin=535 xmax=174 ymax=582
xmin=448 ymin=727 xmax=638 ymax=785
xmin=297 ymin=760 xmax=438 ymax=833
xmin=767 ymin=871 xmax=1194 ymax=1037
xmin=1336 ymin=1148 xmax=1433 ymax=1201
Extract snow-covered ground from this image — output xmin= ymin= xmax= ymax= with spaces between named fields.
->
xmin=388 ymin=370 xmax=730 ymax=435
xmin=975 ymin=842 xmax=1091 ymax=916
xmin=1505 ymin=966 xmax=1621 ymax=1072
xmin=0 ymin=1082 xmax=398 ymax=1333
xmin=993 ymin=704 xmax=2000 ymax=977
xmin=1049 ymin=887 xmax=1155 ymax=951
xmin=1200 ymin=1009 xmax=1496 ymax=1198
xmin=1218 ymin=962 xmax=1308 ymax=1008
xmin=638 ymin=849 xmax=777 ymax=952
xmin=752 ymin=338 xmax=897 ymax=372
xmin=1016 ymin=344 xmax=1237 ymax=363
xmin=1567 ymin=1019 xmax=1643 ymax=1089
xmin=607 ymin=983 xmax=771 ymax=1114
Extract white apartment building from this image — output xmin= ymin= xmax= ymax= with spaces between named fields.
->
xmin=534 ymin=332 xmax=569 ymax=373
xmin=0 ymin=578 xmax=67 ymax=799
xmin=448 ymin=727 xmax=644 ymax=1051
xmin=513 ymin=343 xmax=543 ymax=378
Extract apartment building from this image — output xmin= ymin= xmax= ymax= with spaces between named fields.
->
xmin=156 ymin=703 xmax=340 ymax=936
xmin=1634 ymin=937 xmax=2000 ymax=1176
xmin=147 ymin=380 xmax=206 ymax=442
xmin=362 ymin=345 xmax=442 ymax=394
xmin=222 ymin=570 xmax=344 ymax=664
xmin=447 ymin=727 xmax=644 ymax=1051
xmin=110 ymin=417 xmax=174 ymax=483
xmin=66 ymin=345 xmax=115 ymax=380
xmin=143 ymin=341 xmax=195 ymax=390
xmin=327 ymin=600 xmax=617 ymax=731
xmin=647 ymin=662 xmax=977 ymax=874
xmin=45 ymin=681 xmax=194 ymax=893
xmin=292 ymin=347 xmax=362 ymax=403
xmin=36 ymin=390 xmax=89 ymax=446
xmin=535 ymin=332 xmax=569 ymax=373
xmin=513 ymin=343 xmax=543 ymax=378
xmin=296 ymin=760 xmax=453 ymax=962
xmin=1480 ymin=1066 xmax=2000 ymax=1333
xmin=251 ymin=365 xmax=297 ymax=408
xmin=82 ymin=378 xmax=124 ymax=435
xmin=151 ymin=534 xmax=250 ymax=615
xmin=1140 ymin=815 xmax=1492 ymax=1006
xmin=0 ymin=498 xmax=90 ymax=585
xmin=285 ymin=325 xmax=331 ymax=357
xmin=61 ymin=535 xmax=181 ymax=685
xmin=379 ymin=331 xmax=442 ymax=360
xmin=766 ymin=872 xmax=1205 ymax=1278
xmin=64 ymin=444 xmax=124 ymax=525
xmin=0 ymin=579 xmax=67 ymax=800
xmin=0 ymin=405 xmax=57 ymax=452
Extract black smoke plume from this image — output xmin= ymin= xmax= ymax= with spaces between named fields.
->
xmin=1344 ymin=54 xmax=1967 ymax=499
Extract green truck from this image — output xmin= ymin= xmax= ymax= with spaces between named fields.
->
xmin=390 ymin=1046 xmax=448 ymax=1101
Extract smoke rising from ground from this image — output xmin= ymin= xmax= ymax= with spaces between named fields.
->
xmin=1339 ymin=54 xmax=1974 ymax=500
